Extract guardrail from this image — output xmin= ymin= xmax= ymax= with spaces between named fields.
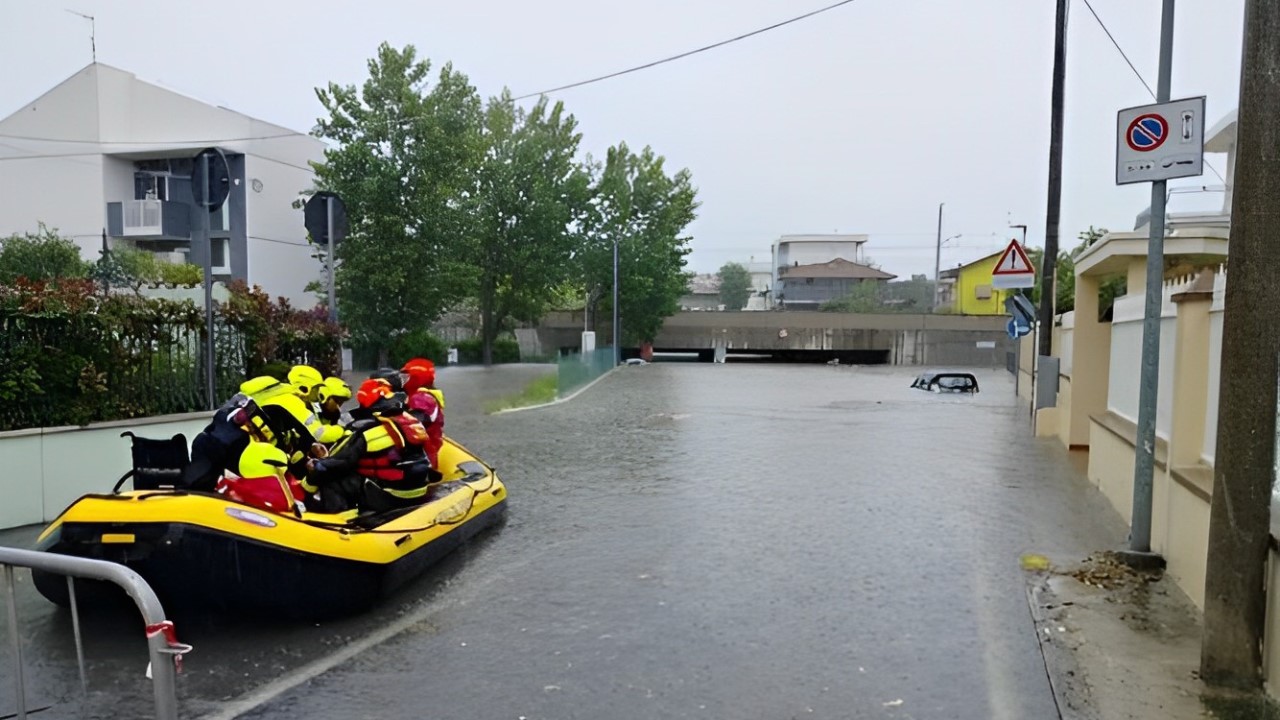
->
xmin=0 ymin=547 xmax=190 ymax=719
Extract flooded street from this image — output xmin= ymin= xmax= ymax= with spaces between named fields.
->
xmin=2 ymin=363 xmax=1127 ymax=719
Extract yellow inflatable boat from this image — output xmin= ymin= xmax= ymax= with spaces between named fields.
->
xmin=33 ymin=437 xmax=506 ymax=618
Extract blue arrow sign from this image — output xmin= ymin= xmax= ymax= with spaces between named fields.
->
xmin=1007 ymin=318 xmax=1032 ymax=340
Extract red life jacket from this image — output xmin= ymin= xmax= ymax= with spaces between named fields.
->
xmin=355 ymin=416 xmax=429 ymax=487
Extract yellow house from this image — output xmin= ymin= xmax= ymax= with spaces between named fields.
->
xmin=936 ymin=251 xmax=1012 ymax=315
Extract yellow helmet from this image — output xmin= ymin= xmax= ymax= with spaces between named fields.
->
xmin=241 ymin=376 xmax=285 ymax=397
xmin=288 ymin=365 xmax=324 ymax=401
xmin=318 ymin=377 xmax=352 ymax=404
xmin=237 ymin=441 xmax=289 ymax=479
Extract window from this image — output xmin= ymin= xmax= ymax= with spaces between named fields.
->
xmin=134 ymin=173 xmax=168 ymax=201
xmin=975 ymin=284 xmax=993 ymax=300
xmin=210 ymin=238 xmax=231 ymax=275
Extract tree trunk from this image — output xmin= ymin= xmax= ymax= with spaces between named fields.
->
xmin=480 ymin=282 xmax=495 ymax=367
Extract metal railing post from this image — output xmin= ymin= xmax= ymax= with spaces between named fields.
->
xmin=0 ymin=548 xmax=186 ymax=720
xmin=4 ymin=565 xmax=28 ymax=719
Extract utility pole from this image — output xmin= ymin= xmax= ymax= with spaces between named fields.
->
xmin=1126 ymin=0 xmax=1176 ymax=559
xmin=1201 ymin=0 xmax=1280 ymax=689
xmin=933 ymin=202 xmax=944 ymax=311
xmin=612 ymin=236 xmax=620 ymax=366
xmin=1039 ymin=0 xmax=1068 ymax=357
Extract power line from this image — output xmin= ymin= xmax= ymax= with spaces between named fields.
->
xmin=1079 ymin=0 xmax=1154 ymax=99
xmin=1079 ymin=0 xmax=1228 ymax=185
xmin=249 ymin=235 xmax=311 ymax=248
xmin=513 ymin=0 xmax=859 ymax=100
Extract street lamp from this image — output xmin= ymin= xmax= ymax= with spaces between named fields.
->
xmin=1009 ymin=223 xmax=1028 ymax=247
xmin=935 ymin=233 xmax=963 ymax=311
xmin=612 ymin=236 xmax=620 ymax=366
xmin=933 ymin=203 xmax=945 ymax=309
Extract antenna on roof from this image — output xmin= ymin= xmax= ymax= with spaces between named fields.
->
xmin=65 ymin=10 xmax=96 ymax=63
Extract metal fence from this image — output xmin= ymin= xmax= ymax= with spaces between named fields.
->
xmin=0 ymin=547 xmax=188 ymax=720
xmin=557 ymin=348 xmax=615 ymax=398
xmin=0 ymin=313 xmax=252 ymax=431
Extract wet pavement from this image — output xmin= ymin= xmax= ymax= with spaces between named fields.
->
xmin=1 ymin=363 xmax=1128 ymax=719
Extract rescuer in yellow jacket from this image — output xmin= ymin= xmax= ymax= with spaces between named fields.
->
xmin=314 ymin=377 xmax=353 ymax=445
xmin=302 ymin=379 xmax=432 ymax=514
xmin=240 ymin=374 xmax=327 ymax=480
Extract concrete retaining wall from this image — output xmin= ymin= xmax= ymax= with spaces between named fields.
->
xmin=0 ymin=413 xmax=208 ymax=530
xmin=537 ymin=311 xmax=1013 ymax=366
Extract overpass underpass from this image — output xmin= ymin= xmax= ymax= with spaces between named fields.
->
xmin=648 ymin=348 xmax=893 ymax=364
xmin=537 ymin=311 xmax=1014 ymax=367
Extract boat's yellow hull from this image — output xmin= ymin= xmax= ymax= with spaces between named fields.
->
xmin=33 ymin=438 xmax=506 ymax=617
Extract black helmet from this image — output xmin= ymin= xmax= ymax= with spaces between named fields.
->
xmin=370 ymin=367 xmax=405 ymax=393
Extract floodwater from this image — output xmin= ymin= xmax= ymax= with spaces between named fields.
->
xmin=0 ymin=363 xmax=1128 ymax=719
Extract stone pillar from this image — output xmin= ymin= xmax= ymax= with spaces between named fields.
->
xmin=1168 ymin=270 xmax=1215 ymax=469
xmin=1066 ymin=273 xmax=1111 ymax=448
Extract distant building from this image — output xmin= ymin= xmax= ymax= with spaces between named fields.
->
xmin=743 ymin=260 xmax=773 ymax=310
xmin=937 ymin=251 xmax=1012 ymax=316
xmin=771 ymin=234 xmax=868 ymax=291
xmin=777 ymin=258 xmax=895 ymax=310
xmin=680 ymin=273 xmax=723 ymax=311
xmin=0 ymin=63 xmax=324 ymax=306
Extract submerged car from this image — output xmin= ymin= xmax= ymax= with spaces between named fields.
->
xmin=910 ymin=371 xmax=980 ymax=394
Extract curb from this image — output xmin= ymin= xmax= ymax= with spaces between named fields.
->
xmin=1025 ymin=576 xmax=1099 ymax=720
xmin=491 ymin=366 xmax=621 ymax=415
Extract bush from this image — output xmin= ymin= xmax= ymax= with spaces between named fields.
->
xmin=0 ymin=278 xmax=344 ymax=430
xmin=259 ymin=362 xmax=291 ymax=381
xmin=158 ymin=262 xmax=203 ymax=287
xmin=388 ymin=329 xmax=449 ymax=368
xmin=0 ymin=226 xmax=89 ymax=284
xmin=454 ymin=337 xmax=520 ymax=364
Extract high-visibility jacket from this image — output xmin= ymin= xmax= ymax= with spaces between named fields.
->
xmin=406 ymin=388 xmax=445 ymax=469
xmin=313 ymin=403 xmax=350 ymax=445
xmin=241 ymin=377 xmax=327 ymax=450
xmin=307 ymin=414 xmax=430 ymax=502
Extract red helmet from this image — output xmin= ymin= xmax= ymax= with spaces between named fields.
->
xmin=401 ymin=357 xmax=436 ymax=393
xmin=356 ymin=378 xmax=393 ymax=408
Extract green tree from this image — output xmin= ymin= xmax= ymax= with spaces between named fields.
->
xmin=465 ymin=93 xmax=591 ymax=365
xmin=580 ymin=143 xmax=698 ymax=345
xmin=310 ymin=43 xmax=483 ymax=363
xmin=821 ymin=280 xmax=883 ymax=313
xmin=1028 ymin=226 xmax=1114 ymax=315
xmin=880 ymin=274 xmax=935 ymax=312
xmin=0 ymin=225 xmax=89 ymax=284
xmin=717 ymin=262 xmax=752 ymax=310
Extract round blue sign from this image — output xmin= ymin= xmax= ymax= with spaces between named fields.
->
xmin=1007 ymin=318 xmax=1032 ymax=339
xmin=1126 ymin=113 xmax=1168 ymax=152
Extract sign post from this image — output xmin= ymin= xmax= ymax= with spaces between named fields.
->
xmin=304 ymin=191 xmax=348 ymax=325
xmin=1114 ymin=0 xmax=1202 ymax=561
xmin=190 ymin=148 xmax=230 ymax=410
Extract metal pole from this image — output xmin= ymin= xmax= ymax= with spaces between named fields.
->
xmin=5 ymin=565 xmax=27 ymax=720
xmin=612 ymin=236 xmax=620 ymax=366
xmin=67 ymin=577 xmax=88 ymax=701
xmin=1128 ymin=0 xmax=1175 ymax=555
xmin=1039 ymin=0 xmax=1069 ymax=357
xmin=933 ymin=202 xmax=944 ymax=311
xmin=200 ymin=155 xmax=217 ymax=410
xmin=326 ymin=196 xmax=337 ymax=324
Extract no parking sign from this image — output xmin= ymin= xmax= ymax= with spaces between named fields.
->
xmin=1116 ymin=96 xmax=1205 ymax=185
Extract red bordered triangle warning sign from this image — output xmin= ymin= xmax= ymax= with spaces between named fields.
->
xmin=992 ymin=240 xmax=1034 ymax=276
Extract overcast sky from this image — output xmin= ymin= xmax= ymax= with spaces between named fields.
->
xmin=0 ymin=0 xmax=1247 ymax=278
